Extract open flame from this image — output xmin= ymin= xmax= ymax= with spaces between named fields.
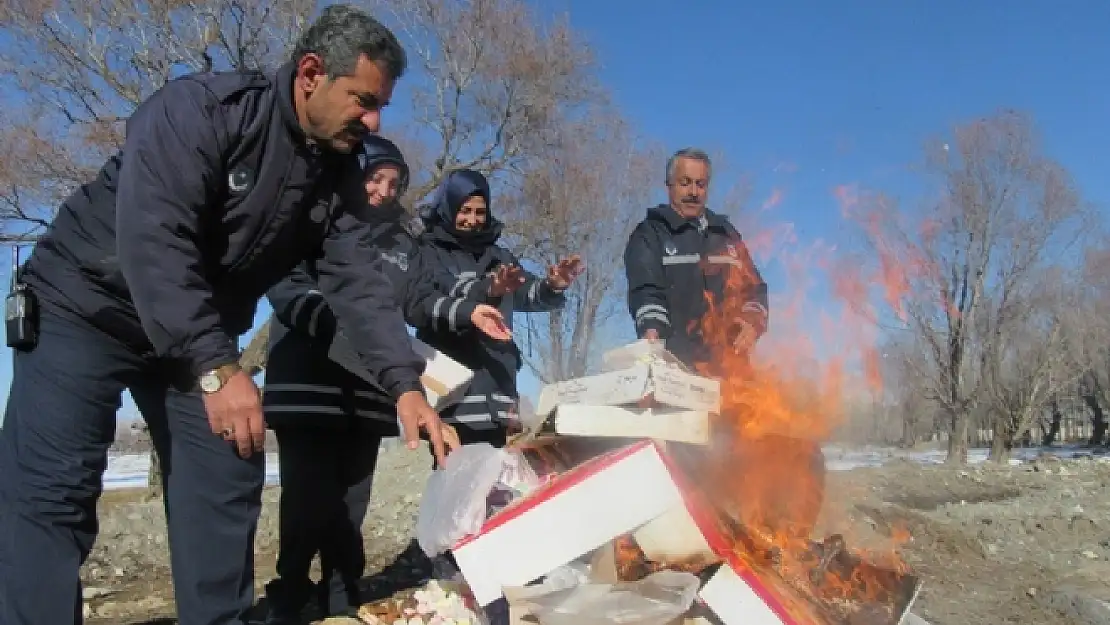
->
xmin=683 ymin=190 xmax=915 ymax=620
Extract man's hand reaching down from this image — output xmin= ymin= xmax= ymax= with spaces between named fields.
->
xmin=202 ymin=370 xmax=266 ymax=458
xmin=397 ymin=390 xmax=459 ymax=466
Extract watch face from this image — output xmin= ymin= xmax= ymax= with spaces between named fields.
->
xmin=199 ymin=374 xmax=221 ymax=393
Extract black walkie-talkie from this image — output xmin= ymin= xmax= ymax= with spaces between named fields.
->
xmin=6 ymin=246 xmax=38 ymax=350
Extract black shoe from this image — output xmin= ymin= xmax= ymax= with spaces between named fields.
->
xmin=262 ymin=577 xmax=312 ymax=625
xmin=314 ymin=578 xmax=363 ymax=617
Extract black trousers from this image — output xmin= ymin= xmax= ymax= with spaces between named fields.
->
xmin=0 ymin=306 xmax=264 ymax=625
xmin=266 ymin=426 xmax=381 ymax=616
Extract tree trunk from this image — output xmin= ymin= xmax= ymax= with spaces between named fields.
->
xmin=1042 ymin=397 xmax=1062 ymax=446
xmin=1083 ymin=392 xmax=1107 ymax=446
xmin=145 ymin=449 xmax=164 ymax=501
xmin=988 ymin=433 xmax=1011 ymax=464
xmin=988 ymin=414 xmax=1013 ymax=464
xmin=900 ymin=412 xmax=919 ymax=448
xmin=240 ymin=317 xmax=272 ymax=376
xmin=945 ymin=406 xmax=970 ymax=464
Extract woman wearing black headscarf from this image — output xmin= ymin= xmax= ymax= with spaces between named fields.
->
xmin=413 ymin=168 xmax=583 ymax=449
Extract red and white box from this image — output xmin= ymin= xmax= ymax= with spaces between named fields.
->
xmin=452 ymin=438 xmax=914 ymax=624
xmin=451 ymin=440 xmax=688 ymax=606
xmin=698 ymin=555 xmax=817 ymax=625
xmin=450 ymin=438 xmax=803 ymax=620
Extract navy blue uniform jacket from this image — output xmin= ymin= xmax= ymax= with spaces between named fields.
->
xmin=263 ymin=205 xmax=482 ymax=432
xmin=415 ymin=170 xmax=566 ymax=428
xmin=21 ymin=62 xmax=425 ymax=397
xmin=624 ymin=204 xmax=769 ymax=368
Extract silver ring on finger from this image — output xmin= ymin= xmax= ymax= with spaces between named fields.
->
xmin=220 ymin=427 xmax=234 ymax=439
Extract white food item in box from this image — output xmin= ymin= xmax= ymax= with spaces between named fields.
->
xmin=553 ymin=404 xmax=710 ymax=445
xmin=327 ymin=331 xmax=473 ymax=411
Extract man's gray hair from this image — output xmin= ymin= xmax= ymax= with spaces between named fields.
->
xmin=665 ymin=147 xmax=712 ymax=185
xmin=292 ymin=5 xmax=407 ymax=80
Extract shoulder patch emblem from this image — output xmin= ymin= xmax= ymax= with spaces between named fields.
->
xmin=382 ymin=251 xmax=409 ymax=272
xmin=663 ymin=240 xmax=678 ymax=256
xmin=228 ymin=166 xmax=253 ymax=194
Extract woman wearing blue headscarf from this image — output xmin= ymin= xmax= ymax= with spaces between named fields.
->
xmin=413 ymin=168 xmax=583 ymax=449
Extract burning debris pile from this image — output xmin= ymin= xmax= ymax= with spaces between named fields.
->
xmin=397 ymin=341 xmax=922 ymax=625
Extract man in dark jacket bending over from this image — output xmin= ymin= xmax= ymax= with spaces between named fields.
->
xmin=623 ymin=147 xmax=826 ymax=537
xmin=0 ymin=6 xmax=454 ymax=625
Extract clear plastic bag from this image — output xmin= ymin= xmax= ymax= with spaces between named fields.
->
xmin=416 ymin=443 xmax=541 ymax=558
xmin=528 ymin=570 xmax=701 ymax=625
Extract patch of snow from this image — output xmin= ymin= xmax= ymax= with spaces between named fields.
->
xmin=101 ymin=444 xmax=1105 ymax=491
xmin=822 ymin=443 xmax=1103 ymax=471
xmin=104 ymin=452 xmax=281 ymax=490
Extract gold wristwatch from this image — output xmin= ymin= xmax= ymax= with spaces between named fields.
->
xmin=198 ymin=363 xmax=242 ymax=394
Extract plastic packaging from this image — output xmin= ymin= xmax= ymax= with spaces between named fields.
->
xmin=416 ymin=443 xmax=541 ymax=558
xmin=528 ymin=570 xmax=700 ymax=625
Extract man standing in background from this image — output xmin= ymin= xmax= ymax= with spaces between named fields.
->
xmin=624 ymin=147 xmax=769 ymax=363
xmin=623 ymin=147 xmax=826 ymax=536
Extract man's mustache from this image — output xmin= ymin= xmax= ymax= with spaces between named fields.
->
xmin=682 ymin=196 xmax=701 ymax=203
xmin=344 ymin=122 xmax=369 ymax=137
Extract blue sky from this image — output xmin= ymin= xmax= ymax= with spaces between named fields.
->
xmin=1 ymin=1 xmax=1107 ymax=422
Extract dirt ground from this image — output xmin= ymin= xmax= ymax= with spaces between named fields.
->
xmin=79 ymin=443 xmax=1110 ymax=625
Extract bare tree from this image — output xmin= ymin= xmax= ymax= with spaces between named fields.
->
xmin=981 ymin=267 xmax=1082 ymax=462
xmin=845 ymin=110 xmax=1087 ymax=464
xmin=0 ymin=0 xmax=314 ymax=495
xmin=1064 ymin=243 xmax=1110 ymax=446
xmin=500 ymin=110 xmax=660 ymax=382
xmin=877 ymin=331 xmax=938 ymax=447
xmin=0 ymin=0 xmax=313 ymax=234
xmin=241 ymin=0 xmax=608 ymax=370
xmin=361 ymin=0 xmax=602 ymax=200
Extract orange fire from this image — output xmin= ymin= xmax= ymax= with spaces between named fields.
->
xmin=681 ymin=189 xmax=915 ymax=617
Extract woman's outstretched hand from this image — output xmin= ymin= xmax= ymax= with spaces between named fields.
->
xmin=471 ymin=304 xmax=512 ymax=341
xmin=545 ymin=255 xmax=584 ymax=291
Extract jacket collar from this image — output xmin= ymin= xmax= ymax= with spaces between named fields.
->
xmin=646 ymin=203 xmax=731 ymax=233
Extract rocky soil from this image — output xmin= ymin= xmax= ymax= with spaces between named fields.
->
xmin=81 ymin=443 xmax=1110 ymax=624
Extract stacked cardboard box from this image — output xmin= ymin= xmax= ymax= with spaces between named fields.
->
xmin=532 ymin=341 xmax=720 ymax=445
xmin=439 ymin=342 xmax=923 ymax=625
xmin=451 ymin=439 xmax=922 ymax=624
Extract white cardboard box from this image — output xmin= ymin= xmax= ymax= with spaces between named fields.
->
xmin=699 ymin=558 xmax=803 ymax=625
xmin=327 ymin=331 xmax=473 ymax=411
xmin=553 ymin=404 xmax=710 ymax=445
xmin=535 ymin=360 xmax=720 ymax=417
xmin=534 ymin=363 xmax=652 ymax=418
xmin=632 ymin=502 xmax=717 ymax=563
xmin=696 ymin=547 xmax=923 ymax=625
xmin=650 ymin=363 xmax=721 ymax=413
xmin=600 ymin=339 xmax=673 ymax=371
xmin=451 ymin=440 xmax=688 ymax=606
